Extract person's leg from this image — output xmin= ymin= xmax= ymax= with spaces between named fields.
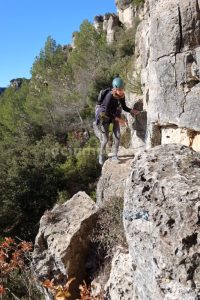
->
xmin=112 ymin=120 xmax=120 ymax=160
xmin=93 ymin=121 xmax=101 ymax=140
xmin=99 ymin=122 xmax=109 ymax=165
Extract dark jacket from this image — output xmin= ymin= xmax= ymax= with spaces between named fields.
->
xmin=101 ymin=91 xmax=131 ymax=118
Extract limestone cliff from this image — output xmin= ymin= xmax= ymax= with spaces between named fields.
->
xmin=94 ymin=14 xmax=121 ymax=44
xmin=132 ymin=0 xmax=200 ymax=150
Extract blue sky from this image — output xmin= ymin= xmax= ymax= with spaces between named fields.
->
xmin=0 ymin=0 xmax=116 ymax=87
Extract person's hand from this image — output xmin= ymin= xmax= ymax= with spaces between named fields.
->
xmin=130 ymin=108 xmax=140 ymax=116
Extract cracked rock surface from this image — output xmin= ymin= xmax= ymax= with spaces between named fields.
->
xmin=138 ymin=0 xmax=200 ymax=135
xmin=124 ymin=144 xmax=200 ymax=300
xmin=104 ymin=250 xmax=136 ymax=300
xmin=32 ymin=192 xmax=98 ymax=300
xmin=96 ymin=156 xmax=134 ymax=205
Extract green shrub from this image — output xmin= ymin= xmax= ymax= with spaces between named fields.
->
xmin=0 ymin=135 xmax=66 ymax=240
xmin=3 ymin=270 xmax=44 ymax=300
xmin=59 ymin=135 xmax=101 ymax=197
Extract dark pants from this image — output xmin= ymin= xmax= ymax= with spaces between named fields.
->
xmin=99 ymin=120 xmax=120 ymax=157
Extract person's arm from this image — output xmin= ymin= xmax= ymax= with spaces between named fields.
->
xmin=120 ymin=98 xmax=141 ymax=116
xmin=120 ymin=98 xmax=131 ymax=113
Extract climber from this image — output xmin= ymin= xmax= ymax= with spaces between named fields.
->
xmin=97 ymin=76 xmax=139 ymax=165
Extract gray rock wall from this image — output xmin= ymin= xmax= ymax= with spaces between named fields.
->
xmin=138 ymin=0 xmax=200 ymax=149
xmin=124 ymin=144 xmax=200 ymax=299
xmin=104 ymin=250 xmax=136 ymax=299
xmin=96 ymin=156 xmax=134 ymax=205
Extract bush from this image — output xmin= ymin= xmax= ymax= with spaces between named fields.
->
xmin=59 ymin=135 xmax=101 ymax=197
xmin=0 ymin=135 xmax=66 ymax=241
xmin=0 ymin=237 xmax=43 ymax=300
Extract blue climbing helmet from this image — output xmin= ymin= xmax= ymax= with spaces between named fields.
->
xmin=112 ymin=77 xmax=124 ymax=89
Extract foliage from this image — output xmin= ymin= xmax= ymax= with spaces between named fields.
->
xmin=42 ymin=278 xmax=103 ymax=300
xmin=69 ymin=20 xmax=111 ymax=76
xmin=0 ymin=20 xmax=140 ymax=140
xmin=59 ymin=135 xmax=101 ymax=197
xmin=0 ymin=81 xmax=29 ymax=140
xmin=87 ymin=24 xmax=139 ymax=101
xmin=26 ymin=37 xmax=78 ymax=135
xmin=42 ymin=277 xmax=75 ymax=300
xmin=0 ymin=237 xmax=43 ymax=300
xmin=68 ymin=21 xmax=114 ymax=111
xmin=31 ymin=36 xmax=71 ymax=82
xmin=113 ymin=27 xmax=136 ymax=58
xmin=132 ymin=0 xmax=145 ymax=7
xmin=0 ymin=135 xmax=66 ymax=240
xmin=0 ymin=237 xmax=104 ymax=300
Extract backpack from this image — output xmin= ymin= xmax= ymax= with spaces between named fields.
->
xmin=97 ymin=88 xmax=111 ymax=105
xmin=94 ymin=88 xmax=111 ymax=125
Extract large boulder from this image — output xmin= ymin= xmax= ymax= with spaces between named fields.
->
xmin=96 ymin=155 xmax=134 ymax=205
xmin=124 ymin=144 xmax=200 ymax=299
xmin=32 ymin=192 xmax=98 ymax=299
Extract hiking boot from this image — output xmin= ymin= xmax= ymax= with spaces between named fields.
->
xmin=99 ymin=154 xmax=105 ymax=165
xmin=112 ymin=155 xmax=120 ymax=163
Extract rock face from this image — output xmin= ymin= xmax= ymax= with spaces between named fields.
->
xmin=96 ymin=156 xmax=134 ymax=205
xmin=106 ymin=14 xmax=121 ymax=44
xmin=33 ymin=145 xmax=200 ymax=300
xmin=136 ymin=0 xmax=200 ymax=150
xmin=125 ymin=96 xmax=147 ymax=151
xmin=32 ymin=192 xmax=98 ymax=299
xmin=124 ymin=144 xmax=200 ymax=299
xmin=115 ymin=0 xmax=144 ymax=29
xmin=105 ymin=250 xmax=136 ymax=300
xmin=94 ymin=13 xmax=121 ymax=44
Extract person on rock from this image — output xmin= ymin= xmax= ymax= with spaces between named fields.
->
xmin=97 ymin=76 xmax=139 ymax=165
